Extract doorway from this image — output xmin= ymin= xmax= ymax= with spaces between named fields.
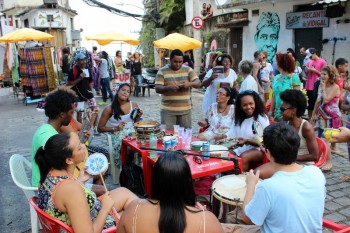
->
xmin=230 ymin=27 xmax=243 ymax=71
xmin=295 ymin=28 xmax=323 ymax=66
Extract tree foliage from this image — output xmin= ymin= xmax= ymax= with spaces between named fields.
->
xmin=140 ymin=0 xmax=185 ymax=67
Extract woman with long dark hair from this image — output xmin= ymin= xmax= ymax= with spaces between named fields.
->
xmin=198 ymin=87 xmax=238 ymax=141
xmin=131 ymin=52 xmax=144 ymax=96
xmin=222 ymin=90 xmax=269 ymax=171
xmin=116 ymin=151 xmax=223 ymax=233
xmin=36 ymin=133 xmax=137 ymax=232
xmin=98 ymin=83 xmax=142 ymax=165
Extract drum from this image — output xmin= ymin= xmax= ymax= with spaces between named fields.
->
xmin=211 ymin=175 xmax=261 ymax=222
xmin=85 ymin=153 xmax=109 ymax=175
xmin=212 ymin=175 xmax=253 ymax=206
xmin=134 ymin=120 xmax=163 ymax=143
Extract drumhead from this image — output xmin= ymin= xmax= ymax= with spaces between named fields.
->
xmin=85 ymin=153 xmax=109 ymax=175
xmin=212 ymin=175 xmax=261 ymax=205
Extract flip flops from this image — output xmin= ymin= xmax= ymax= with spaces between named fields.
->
xmin=321 ymin=163 xmax=333 ymax=173
xmin=340 ymin=175 xmax=350 ymax=182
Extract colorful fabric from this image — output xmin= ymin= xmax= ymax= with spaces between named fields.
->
xmin=155 ymin=64 xmax=199 ymax=113
xmin=37 ymin=172 xmax=115 ymax=229
xmin=202 ymin=103 xmax=234 ymax=141
xmin=316 ymin=95 xmax=342 ymax=130
xmin=272 ymin=73 xmax=301 ymax=119
xmin=43 ymin=47 xmax=57 ymax=90
xmin=19 ymin=47 xmax=49 ymax=96
xmin=11 ymin=43 xmax=20 ymax=83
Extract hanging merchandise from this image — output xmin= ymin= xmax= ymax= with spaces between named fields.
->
xmin=43 ymin=47 xmax=57 ymax=90
xmin=19 ymin=47 xmax=52 ymax=97
xmin=11 ymin=43 xmax=19 ymax=84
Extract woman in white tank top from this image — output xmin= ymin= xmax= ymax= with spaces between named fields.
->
xmin=98 ymin=83 xmax=142 ymax=166
xmin=256 ymin=89 xmax=319 ymax=179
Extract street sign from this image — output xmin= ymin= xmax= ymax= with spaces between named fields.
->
xmin=191 ymin=16 xmax=204 ymax=30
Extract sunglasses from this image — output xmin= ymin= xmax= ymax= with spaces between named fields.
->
xmin=280 ymin=106 xmax=293 ymax=112
xmin=193 ymin=156 xmax=202 ymax=165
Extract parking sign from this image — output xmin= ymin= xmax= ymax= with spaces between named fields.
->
xmin=191 ymin=16 xmax=204 ymax=30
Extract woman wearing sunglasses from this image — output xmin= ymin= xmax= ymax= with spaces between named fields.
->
xmin=256 ymin=89 xmax=319 ymax=178
xmin=268 ymin=53 xmax=301 ymax=121
xmin=198 ymin=87 xmax=238 ymax=142
xmin=220 ymin=90 xmax=269 ymax=171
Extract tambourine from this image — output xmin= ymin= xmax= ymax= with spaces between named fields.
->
xmin=85 ymin=153 xmax=109 ymax=175
xmin=130 ymin=107 xmax=141 ymax=121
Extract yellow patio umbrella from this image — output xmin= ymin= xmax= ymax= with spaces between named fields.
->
xmin=153 ymin=33 xmax=202 ymax=52
xmin=0 ymin=28 xmax=54 ymax=42
xmin=86 ymin=31 xmax=139 ymax=46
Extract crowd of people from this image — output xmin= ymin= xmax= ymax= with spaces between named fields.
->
xmin=29 ymin=45 xmax=349 ymax=233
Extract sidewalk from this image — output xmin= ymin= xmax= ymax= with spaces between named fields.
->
xmin=0 ymin=87 xmax=349 ymax=232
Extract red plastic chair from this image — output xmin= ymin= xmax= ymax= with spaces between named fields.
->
xmin=29 ymin=197 xmax=117 ymax=233
xmin=323 ymin=219 xmax=350 ymax=233
xmin=314 ymin=137 xmax=328 ymax=167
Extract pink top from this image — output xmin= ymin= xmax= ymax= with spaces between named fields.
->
xmin=305 ymin=58 xmax=327 ymax=90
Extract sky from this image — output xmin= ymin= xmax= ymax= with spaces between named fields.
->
xmin=69 ymin=0 xmax=143 ymax=57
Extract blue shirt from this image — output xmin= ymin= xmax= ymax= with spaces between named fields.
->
xmin=245 ymin=166 xmax=326 ymax=233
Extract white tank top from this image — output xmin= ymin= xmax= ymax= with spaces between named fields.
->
xmin=107 ymin=101 xmax=134 ymax=128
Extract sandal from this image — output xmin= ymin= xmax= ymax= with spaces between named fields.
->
xmin=331 ymin=149 xmax=348 ymax=157
xmin=340 ymin=175 xmax=350 ymax=182
xmin=321 ymin=163 xmax=333 ymax=173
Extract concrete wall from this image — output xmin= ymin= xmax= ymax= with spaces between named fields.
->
xmin=3 ymin=0 xmax=42 ymax=9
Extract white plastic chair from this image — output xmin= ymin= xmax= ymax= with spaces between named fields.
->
xmin=9 ymin=154 xmax=39 ymax=233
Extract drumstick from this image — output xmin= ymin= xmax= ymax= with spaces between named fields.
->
xmin=94 ymin=158 xmax=108 ymax=193
xmin=93 ymin=158 xmax=121 ymax=219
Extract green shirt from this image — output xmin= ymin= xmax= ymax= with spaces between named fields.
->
xmin=31 ymin=124 xmax=58 ymax=187
xmin=272 ymin=73 xmax=301 ymax=119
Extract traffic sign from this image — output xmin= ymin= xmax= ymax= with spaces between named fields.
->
xmin=191 ymin=16 xmax=204 ymax=30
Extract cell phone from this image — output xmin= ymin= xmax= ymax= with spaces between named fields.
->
xmin=212 ymin=66 xmax=224 ymax=74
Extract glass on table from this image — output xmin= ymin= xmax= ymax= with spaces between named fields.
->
xmin=173 ymin=125 xmax=180 ymax=134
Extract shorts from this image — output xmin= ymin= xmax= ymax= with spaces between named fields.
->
xmin=306 ymin=90 xmax=316 ymax=110
xmin=262 ymin=81 xmax=270 ymax=93
xmin=75 ymin=98 xmax=96 ymax=112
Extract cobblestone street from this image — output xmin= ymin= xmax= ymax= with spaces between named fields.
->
xmin=0 ymin=87 xmax=349 ymax=232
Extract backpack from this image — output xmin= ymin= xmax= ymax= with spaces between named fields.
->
xmin=120 ymin=162 xmax=145 ymax=197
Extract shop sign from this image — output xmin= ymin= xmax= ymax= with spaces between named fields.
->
xmin=191 ymin=16 xmax=204 ymax=30
xmin=286 ymin=10 xmax=329 ymax=29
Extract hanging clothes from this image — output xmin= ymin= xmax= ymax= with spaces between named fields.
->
xmin=43 ymin=47 xmax=56 ymax=90
xmin=11 ymin=43 xmax=19 ymax=83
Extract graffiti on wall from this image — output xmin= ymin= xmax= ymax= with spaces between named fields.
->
xmin=200 ymin=2 xmax=214 ymax=19
xmin=254 ymin=12 xmax=280 ymax=63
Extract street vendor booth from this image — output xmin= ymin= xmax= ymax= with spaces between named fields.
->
xmin=0 ymin=28 xmax=57 ymax=105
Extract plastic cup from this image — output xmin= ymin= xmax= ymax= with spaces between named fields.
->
xmin=160 ymin=124 xmax=166 ymax=132
xmin=178 ymin=127 xmax=185 ymax=137
xmin=173 ymin=125 xmax=180 ymax=134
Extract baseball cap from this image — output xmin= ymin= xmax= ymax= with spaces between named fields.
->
xmin=305 ymin=48 xmax=316 ymax=58
xmin=75 ymin=52 xmax=86 ymax=60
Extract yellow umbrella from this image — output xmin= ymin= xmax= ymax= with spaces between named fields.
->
xmin=153 ymin=33 xmax=202 ymax=52
xmin=86 ymin=31 xmax=139 ymax=46
xmin=0 ymin=28 xmax=54 ymax=42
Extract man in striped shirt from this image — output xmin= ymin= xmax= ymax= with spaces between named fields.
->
xmin=155 ymin=49 xmax=201 ymax=130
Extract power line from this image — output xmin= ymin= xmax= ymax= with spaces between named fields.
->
xmin=81 ymin=0 xmax=144 ymax=20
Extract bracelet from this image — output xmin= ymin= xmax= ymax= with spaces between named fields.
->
xmin=112 ymin=127 xmax=116 ymax=132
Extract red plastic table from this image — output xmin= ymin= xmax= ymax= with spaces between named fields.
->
xmin=121 ymin=136 xmax=243 ymax=195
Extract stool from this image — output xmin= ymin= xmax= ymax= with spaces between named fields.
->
xmin=134 ymin=83 xmax=150 ymax=97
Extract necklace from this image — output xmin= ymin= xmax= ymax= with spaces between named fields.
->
xmin=218 ymin=105 xmax=228 ymax=113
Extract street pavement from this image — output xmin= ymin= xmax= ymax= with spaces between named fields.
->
xmin=0 ymin=87 xmax=349 ymax=232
